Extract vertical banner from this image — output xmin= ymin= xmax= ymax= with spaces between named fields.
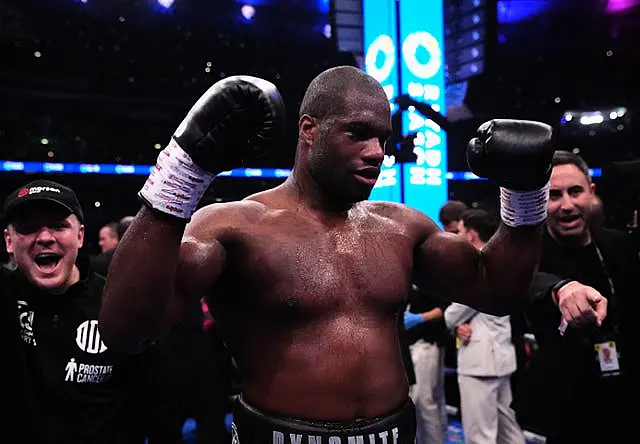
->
xmin=363 ymin=0 xmax=401 ymax=203
xmin=399 ymin=0 xmax=448 ymax=223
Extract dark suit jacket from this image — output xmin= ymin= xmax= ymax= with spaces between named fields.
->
xmin=512 ymin=227 xmax=637 ymax=439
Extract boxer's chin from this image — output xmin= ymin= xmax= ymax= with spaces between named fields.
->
xmin=345 ymin=187 xmax=373 ymax=205
xmin=348 ymin=180 xmax=376 ymax=203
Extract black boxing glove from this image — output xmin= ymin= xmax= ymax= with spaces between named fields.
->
xmin=139 ymin=76 xmax=285 ymax=219
xmin=467 ymin=119 xmax=554 ymax=227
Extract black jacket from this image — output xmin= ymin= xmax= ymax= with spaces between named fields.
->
xmin=2 ymin=257 xmax=150 ymax=444
xmin=513 ymin=227 xmax=637 ymax=440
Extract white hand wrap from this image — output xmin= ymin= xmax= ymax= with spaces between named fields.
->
xmin=499 ymin=181 xmax=550 ymax=227
xmin=139 ymin=139 xmax=216 ymax=219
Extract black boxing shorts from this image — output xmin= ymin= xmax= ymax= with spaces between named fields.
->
xmin=232 ymin=396 xmax=416 ymax=444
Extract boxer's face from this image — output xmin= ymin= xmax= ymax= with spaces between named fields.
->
xmin=305 ymin=92 xmax=391 ymax=203
xmin=4 ymin=202 xmax=84 ymax=293
xmin=547 ymin=163 xmax=595 ymax=245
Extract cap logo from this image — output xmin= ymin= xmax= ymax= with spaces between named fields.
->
xmin=23 ymin=186 xmax=61 ymax=197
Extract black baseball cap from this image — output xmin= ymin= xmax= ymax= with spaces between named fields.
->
xmin=2 ymin=179 xmax=84 ymax=225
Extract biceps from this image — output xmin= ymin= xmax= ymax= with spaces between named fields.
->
xmin=176 ymin=238 xmax=226 ymax=301
xmin=415 ymin=232 xmax=482 ymax=297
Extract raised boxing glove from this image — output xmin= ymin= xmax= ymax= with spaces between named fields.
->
xmin=139 ymin=76 xmax=285 ymax=219
xmin=467 ymin=119 xmax=554 ymax=227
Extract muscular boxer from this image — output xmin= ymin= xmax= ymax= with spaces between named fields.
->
xmin=101 ymin=67 xmax=555 ymax=443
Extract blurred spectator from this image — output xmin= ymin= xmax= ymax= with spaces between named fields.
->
xmin=98 ymin=222 xmax=119 ymax=253
xmin=405 ymin=285 xmax=450 ymax=444
xmin=117 ymin=215 xmax=135 ymax=239
xmin=445 ymin=209 xmax=525 ymax=444
xmin=438 ymin=200 xmax=467 ymax=233
xmin=92 ymin=215 xmax=134 ymax=277
xmin=403 ymin=200 xmax=464 ymax=444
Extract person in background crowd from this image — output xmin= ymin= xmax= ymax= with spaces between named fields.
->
xmin=91 ymin=215 xmax=135 ymax=277
xmin=404 ymin=285 xmax=450 ymax=444
xmin=118 ymin=215 xmax=135 ymax=240
xmin=98 ymin=222 xmax=119 ymax=253
xmin=2 ymin=179 xmax=153 ymax=444
xmin=402 ymin=200 xmax=464 ymax=444
xmin=445 ymin=209 xmax=525 ymax=444
xmin=513 ymin=151 xmax=634 ymax=443
xmin=438 ymin=200 xmax=467 ymax=234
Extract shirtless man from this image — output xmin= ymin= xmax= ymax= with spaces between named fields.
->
xmin=100 ymin=67 xmax=554 ymax=443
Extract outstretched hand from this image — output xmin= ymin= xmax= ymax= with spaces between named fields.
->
xmin=556 ymin=281 xmax=607 ymax=330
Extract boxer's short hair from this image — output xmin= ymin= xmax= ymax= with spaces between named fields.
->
xmin=299 ymin=66 xmax=386 ymax=121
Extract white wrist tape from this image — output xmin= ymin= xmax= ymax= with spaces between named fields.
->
xmin=500 ymin=181 xmax=550 ymax=227
xmin=139 ymin=139 xmax=216 ymax=219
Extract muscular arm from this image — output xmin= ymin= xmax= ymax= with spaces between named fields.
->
xmin=100 ymin=205 xmax=228 ymax=353
xmin=414 ymin=217 xmax=542 ymax=315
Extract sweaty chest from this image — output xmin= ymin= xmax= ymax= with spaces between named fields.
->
xmin=229 ymin=223 xmax=414 ymax=315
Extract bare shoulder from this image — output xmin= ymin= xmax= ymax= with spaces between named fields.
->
xmin=184 ymin=185 xmax=290 ymax=242
xmin=184 ymin=199 xmax=269 ymax=242
xmin=178 ymin=199 xmax=270 ymax=280
xmin=361 ymin=201 xmax=440 ymax=239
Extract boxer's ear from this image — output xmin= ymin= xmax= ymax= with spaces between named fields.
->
xmin=298 ymin=114 xmax=317 ymax=146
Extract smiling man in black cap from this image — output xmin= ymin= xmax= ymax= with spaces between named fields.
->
xmin=2 ymin=179 xmax=152 ymax=444
xmin=3 ymin=180 xmax=86 ymax=293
